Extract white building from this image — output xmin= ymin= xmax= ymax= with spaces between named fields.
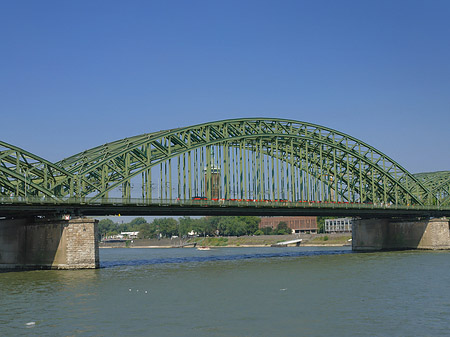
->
xmin=324 ymin=218 xmax=352 ymax=233
xmin=120 ymin=231 xmax=139 ymax=239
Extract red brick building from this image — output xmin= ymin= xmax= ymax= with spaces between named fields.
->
xmin=259 ymin=216 xmax=318 ymax=234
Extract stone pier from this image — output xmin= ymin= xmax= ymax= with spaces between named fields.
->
xmin=0 ymin=217 xmax=99 ymax=270
xmin=352 ymin=218 xmax=450 ymax=251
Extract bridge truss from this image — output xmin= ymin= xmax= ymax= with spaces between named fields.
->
xmin=1 ymin=118 xmax=449 ymax=216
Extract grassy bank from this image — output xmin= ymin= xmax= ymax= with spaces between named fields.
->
xmin=304 ymin=235 xmax=352 ymax=245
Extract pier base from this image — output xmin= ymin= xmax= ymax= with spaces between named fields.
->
xmin=0 ymin=217 xmax=99 ymax=270
xmin=352 ymin=218 xmax=450 ymax=251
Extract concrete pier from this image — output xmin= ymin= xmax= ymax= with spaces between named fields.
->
xmin=352 ymin=218 xmax=450 ymax=251
xmin=0 ymin=217 xmax=99 ymax=270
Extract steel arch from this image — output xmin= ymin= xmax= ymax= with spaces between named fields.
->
xmin=51 ymin=118 xmax=433 ymax=206
xmin=0 ymin=141 xmax=74 ymax=200
xmin=414 ymin=171 xmax=450 ymax=206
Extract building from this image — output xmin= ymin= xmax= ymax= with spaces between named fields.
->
xmin=259 ymin=216 xmax=318 ymax=234
xmin=324 ymin=218 xmax=352 ymax=233
xmin=119 ymin=231 xmax=139 ymax=239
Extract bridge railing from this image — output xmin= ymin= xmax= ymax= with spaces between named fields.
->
xmin=1 ymin=195 xmax=449 ymax=211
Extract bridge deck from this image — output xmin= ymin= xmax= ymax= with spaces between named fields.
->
xmin=1 ymin=197 xmax=449 ymax=218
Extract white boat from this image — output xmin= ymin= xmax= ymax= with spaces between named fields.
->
xmin=197 ymin=246 xmax=211 ymax=251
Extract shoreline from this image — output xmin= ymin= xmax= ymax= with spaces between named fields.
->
xmin=99 ymin=234 xmax=352 ymax=249
xmin=100 ymin=243 xmax=351 ymax=249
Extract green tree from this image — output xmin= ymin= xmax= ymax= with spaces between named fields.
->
xmin=107 ymin=229 xmax=119 ymax=237
xmin=198 ymin=217 xmax=217 ymax=236
xmin=185 ymin=216 xmax=261 ymax=237
xmin=223 ymin=217 xmax=246 ymax=236
xmin=213 ymin=216 xmax=241 ymax=236
xmin=178 ymin=216 xmax=194 ymax=237
xmin=211 ymin=216 xmax=225 ymax=236
xmin=262 ymin=227 xmax=273 ymax=235
xmin=239 ymin=216 xmax=260 ymax=235
xmin=138 ymin=222 xmax=157 ymax=239
xmin=154 ymin=218 xmax=179 ymax=238
xmin=211 ymin=216 xmax=261 ymax=236
xmin=276 ymin=221 xmax=291 ymax=235
xmin=118 ymin=222 xmax=132 ymax=233
xmin=191 ymin=218 xmax=205 ymax=236
xmin=129 ymin=217 xmax=148 ymax=230
xmin=231 ymin=218 xmax=247 ymax=236
xmin=97 ymin=218 xmax=117 ymax=240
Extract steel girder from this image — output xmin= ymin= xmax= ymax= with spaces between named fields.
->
xmin=414 ymin=171 xmax=450 ymax=206
xmin=0 ymin=141 xmax=75 ymax=200
xmin=48 ymin=118 xmax=434 ymax=206
xmin=3 ymin=118 xmax=446 ymax=208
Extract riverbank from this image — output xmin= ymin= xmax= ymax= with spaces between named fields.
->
xmin=99 ymin=233 xmax=352 ymax=248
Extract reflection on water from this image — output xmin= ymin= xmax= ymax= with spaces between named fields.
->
xmin=1 ymin=247 xmax=450 ymax=336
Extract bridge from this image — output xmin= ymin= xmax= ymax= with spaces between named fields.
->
xmin=1 ymin=118 xmax=450 ymax=269
xmin=1 ymin=118 xmax=450 ymax=217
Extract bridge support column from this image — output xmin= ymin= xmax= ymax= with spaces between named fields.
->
xmin=0 ymin=217 xmax=99 ymax=270
xmin=352 ymin=218 xmax=450 ymax=251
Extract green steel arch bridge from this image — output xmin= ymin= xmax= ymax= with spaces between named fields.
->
xmin=1 ymin=118 xmax=450 ymax=218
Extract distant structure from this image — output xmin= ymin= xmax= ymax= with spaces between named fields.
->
xmin=324 ymin=218 xmax=353 ymax=233
xmin=102 ymin=231 xmax=139 ymax=242
xmin=260 ymin=216 xmax=318 ymax=234
xmin=204 ymin=165 xmax=221 ymax=199
xmin=119 ymin=231 xmax=139 ymax=239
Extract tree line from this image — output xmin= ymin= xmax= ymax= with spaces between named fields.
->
xmin=97 ymin=216 xmax=315 ymax=240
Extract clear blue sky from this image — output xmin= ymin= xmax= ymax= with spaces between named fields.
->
xmin=1 ymin=0 xmax=449 ymax=174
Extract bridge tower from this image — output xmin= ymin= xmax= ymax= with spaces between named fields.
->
xmin=204 ymin=165 xmax=221 ymax=200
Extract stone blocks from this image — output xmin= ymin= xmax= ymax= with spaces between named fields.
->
xmin=0 ymin=217 xmax=99 ymax=269
xmin=352 ymin=218 xmax=450 ymax=251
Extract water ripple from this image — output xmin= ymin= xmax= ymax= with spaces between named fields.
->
xmin=101 ymin=249 xmax=352 ymax=268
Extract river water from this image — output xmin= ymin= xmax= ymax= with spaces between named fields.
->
xmin=1 ymin=246 xmax=450 ymax=336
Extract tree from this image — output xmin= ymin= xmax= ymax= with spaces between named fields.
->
xmin=262 ymin=227 xmax=273 ymax=235
xmin=239 ymin=216 xmax=260 ymax=235
xmin=195 ymin=217 xmax=217 ymax=237
xmin=276 ymin=221 xmax=291 ymax=235
xmin=178 ymin=216 xmax=194 ymax=237
xmin=138 ymin=222 xmax=157 ymax=239
xmin=211 ymin=216 xmax=226 ymax=236
xmin=211 ymin=216 xmax=261 ymax=236
xmin=97 ymin=218 xmax=117 ymax=240
xmin=154 ymin=218 xmax=179 ymax=238
xmin=129 ymin=217 xmax=148 ymax=230
xmin=118 ymin=222 xmax=132 ymax=233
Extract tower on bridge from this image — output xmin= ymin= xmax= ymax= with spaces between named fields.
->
xmin=204 ymin=165 xmax=221 ymax=200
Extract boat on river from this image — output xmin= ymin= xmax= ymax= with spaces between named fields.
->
xmin=197 ymin=246 xmax=211 ymax=251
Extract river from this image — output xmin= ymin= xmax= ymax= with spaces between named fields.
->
xmin=1 ymin=246 xmax=450 ymax=336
